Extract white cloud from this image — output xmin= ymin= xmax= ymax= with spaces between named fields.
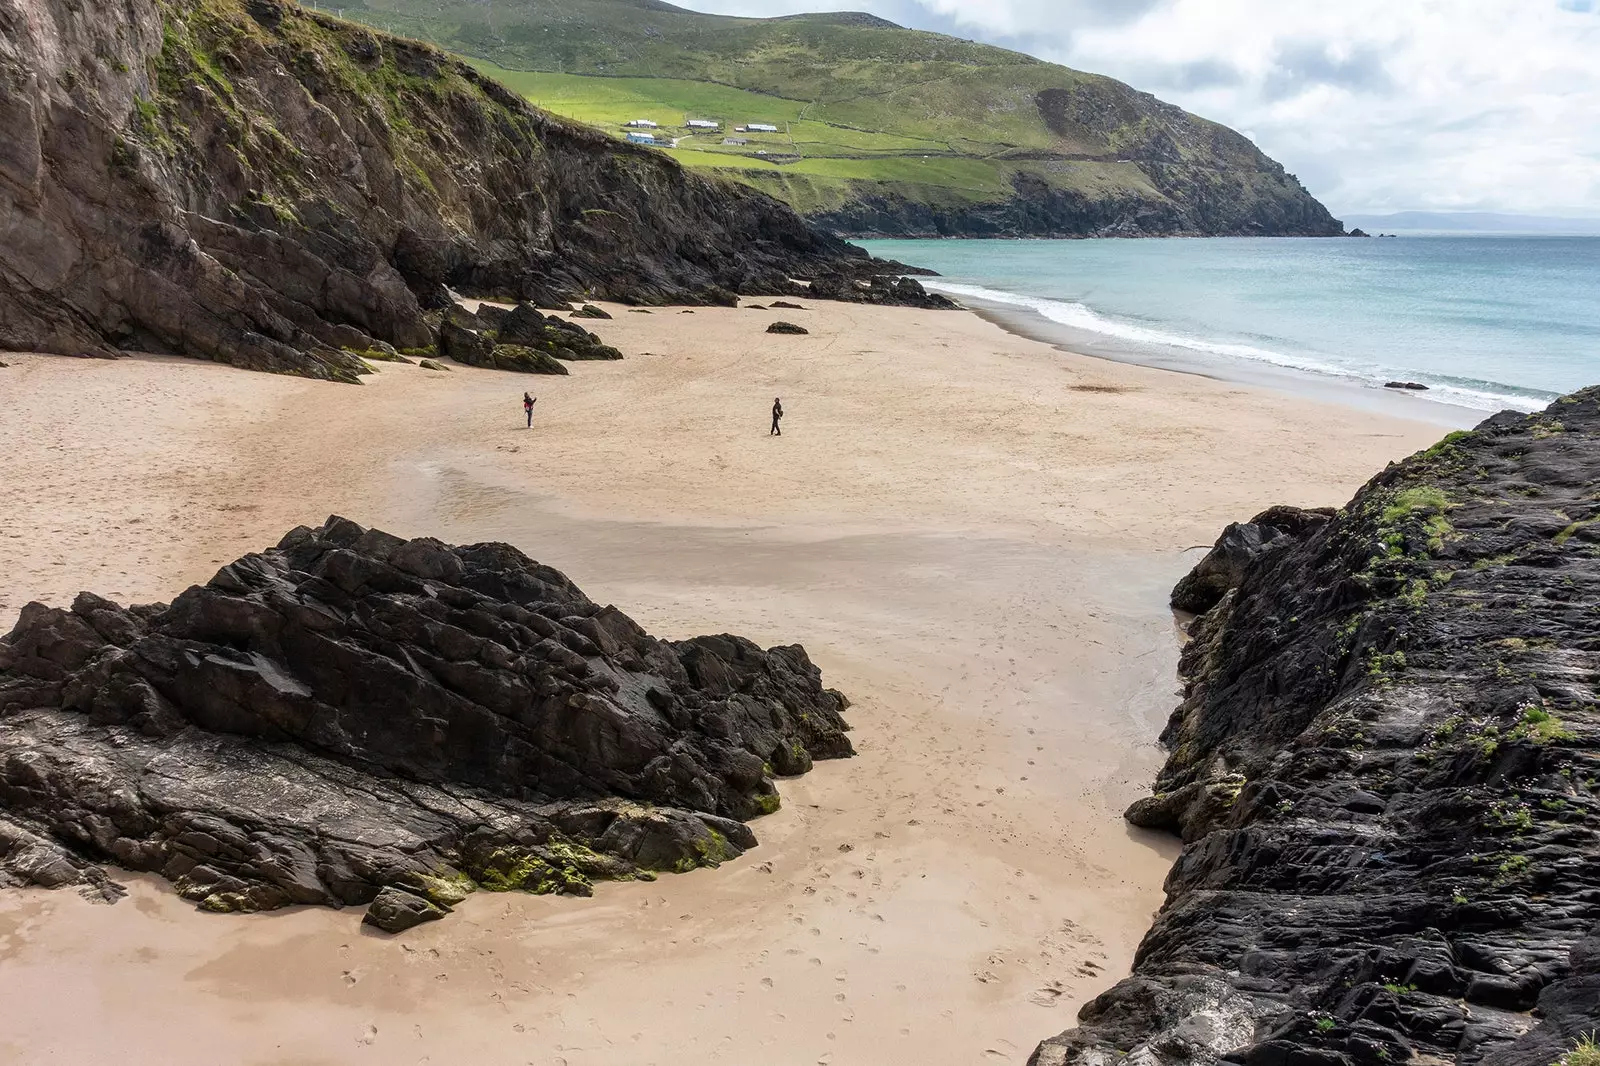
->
xmin=681 ymin=0 xmax=1600 ymax=215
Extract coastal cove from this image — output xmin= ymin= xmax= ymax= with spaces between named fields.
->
xmin=860 ymin=236 xmax=1600 ymax=420
xmin=0 ymin=302 xmax=1443 ymax=1063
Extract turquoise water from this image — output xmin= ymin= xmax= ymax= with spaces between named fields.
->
xmin=858 ymin=237 xmax=1600 ymax=414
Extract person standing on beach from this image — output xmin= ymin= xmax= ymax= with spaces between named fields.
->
xmin=770 ymin=397 xmax=783 ymax=436
xmin=523 ymin=392 xmax=537 ymax=428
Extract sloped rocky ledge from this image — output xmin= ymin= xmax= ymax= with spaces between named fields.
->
xmin=1032 ymin=389 xmax=1600 ymax=1066
xmin=0 ymin=518 xmax=852 ymax=930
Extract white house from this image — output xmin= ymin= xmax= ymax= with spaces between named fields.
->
xmin=624 ymin=119 xmax=659 ymax=129
xmin=747 ymin=123 xmax=779 ymax=133
xmin=723 ymin=136 xmax=750 ymax=146
xmin=685 ymin=119 xmax=720 ymax=130
xmin=625 ymin=131 xmax=660 ymax=145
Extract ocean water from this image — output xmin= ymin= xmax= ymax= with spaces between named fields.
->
xmin=858 ymin=236 xmax=1600 ymax=416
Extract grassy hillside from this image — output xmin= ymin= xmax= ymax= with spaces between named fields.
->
xmin=334 ymin=0 xmax=1344 ymax=238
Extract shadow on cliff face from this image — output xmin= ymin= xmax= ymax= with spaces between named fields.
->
xmin=0 ymin=0 xmax=941 ymax=381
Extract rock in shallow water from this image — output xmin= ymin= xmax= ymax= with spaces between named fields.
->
xmin=0 ymin=517 xmax=851 ymax=921
xmin=1037 ymin=389 xmax=1600 ymax=1066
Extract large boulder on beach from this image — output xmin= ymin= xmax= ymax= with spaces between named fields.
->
xmin=767 ymin=321 xmax=809 ymax=335
xmin=0 ymin=517 xmax=852 ymax=923
xmin=497 ymin=304 xmax=623 ymax=361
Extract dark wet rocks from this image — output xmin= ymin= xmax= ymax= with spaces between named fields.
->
xmin=433 ymin=301 xmax=621 ymax=374
xmin=1034 ymin=390 xmax=1600 ymax=1066
xmin=571 ymin=305 xmax=612 ymax=320
xmin=806 ymin=273 xmax=960 ymax=310
xmin=767 ymin=322 xmax=809 ymax=335
xmin=771 ymin=301 xmax=806 ymax=310
xmin=1386 ymin=381 xmax=1431 ymax=391
xmin=363 ymin=886 xmax=447 ymax=933
xmin=0 ymin=517 xmax=852 ymax=927
xmin=0 ymin=0 xmax=948 ymax=382
xmin=1170 ymin=505 xmax=1335 ymax=615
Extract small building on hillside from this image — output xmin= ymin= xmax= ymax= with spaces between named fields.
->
xmin=625 ymin=131 xmax=662 ymax=145
xmin=624 ymin=119 xmax=659 ymax=129
xmin=722 ymin=136 xmax=750 ymax=146
xmin=747 ymin=123 xmax=780 ymax=133
xmin=686 ymin=119 xmax=720 ymax=130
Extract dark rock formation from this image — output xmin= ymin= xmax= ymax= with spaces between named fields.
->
xmin=0 ymin=0 xmax=945 ymax=383
xmin=1035 ymin=391 xmax=1600 ymax=1066
xmin=771 ymin=301 xmax=806 ymax=310
xmin=806 ymin=273 xmax=959 ymax=309
xmin=495 ymin=304 xmax=622 ymax=361
xmin=1386 ymin=381 xmax=1431 ymax=391
xmin=0 ymin=517 xmax=852 ymax=924
xmin=432 ymin=301 xmax=623 ymax=373
xmin=808 ymin=163 xmax=1344 ymax=240
xmin=488 ymin=344 xmax=568 ymax=375
xmin=572 ymin=304 xmax=612 ymax=320
xmin=1170 ymin=506 xmax=1335 ymax=615
xmin=767 ymin=322 xmax=809 ymax=335
xmin=364 ymin=885 xmax=447 ymax=932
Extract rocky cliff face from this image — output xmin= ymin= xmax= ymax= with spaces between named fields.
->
xmin=1033 ymin=392 xmax=1600 ymax=1066
xmin=0 ymin=0 xmax=933 ymax=382
xmin=0 ymin=518 xmax=852 ymax=929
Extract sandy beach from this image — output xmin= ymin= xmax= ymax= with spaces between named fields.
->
xmin=0 ymin=302 xmax=1447 ymax=1065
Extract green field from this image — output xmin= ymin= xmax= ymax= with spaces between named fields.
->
xmin=471 ymin=60 xmax=1147 ymax=216
xmin=337 ymin=0 xmax=1340 ymax=235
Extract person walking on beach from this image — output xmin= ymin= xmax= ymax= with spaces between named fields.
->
xmin=523 ymin=392 xmax=537 ymax=428
xmin=770 ymin=397 xmax=783 ymax=436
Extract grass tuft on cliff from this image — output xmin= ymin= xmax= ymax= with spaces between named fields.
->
xmin=330 ymin=0 xmax=1343 ymax=237
xmin=1559 ymin=1034 xmax=1600 ymax=1066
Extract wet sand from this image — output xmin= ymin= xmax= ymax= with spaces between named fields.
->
xmin=0 ymin=301 xmax=1445 ymax=1064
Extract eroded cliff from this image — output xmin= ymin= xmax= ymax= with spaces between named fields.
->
xmin=1034 ymin=392 xmax=1600 ymax=1066
xmin=0 ymin=0 xmax=934 ymax=381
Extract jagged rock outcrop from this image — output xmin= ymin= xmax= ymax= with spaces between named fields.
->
xmin=0 ymin=0 xmax=944 ymax=382
xmin=429 ymin=300 xmax=620 ymax=373
xmin=1171 ymin=506 xmax=1336 ymax=615
xmin=0 ymin=517 xmax=852 ymax=924
xmin=1034 ymin=391 xmax=1600 ymax=1066
xmin=805 ymin=272 xmax=959 ymax=309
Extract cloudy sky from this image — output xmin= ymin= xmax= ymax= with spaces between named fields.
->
xmin=682 ymin=0 xmax=1600 ymax=217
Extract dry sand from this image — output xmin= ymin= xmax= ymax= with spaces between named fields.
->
xmin=0 ymin=302 xmax=1448 ymax=1065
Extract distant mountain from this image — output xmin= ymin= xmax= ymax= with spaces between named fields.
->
xmin=1345 ymin=212 xmax=1600 ymax=234
xmin=337 ymin=0 xmax=1344 ymax=239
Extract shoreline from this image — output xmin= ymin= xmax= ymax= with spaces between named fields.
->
xmin=0 ymin=301 xmax=1447 ymax=1063
xmin=962 ymin=300 xmax=1481 ymax=430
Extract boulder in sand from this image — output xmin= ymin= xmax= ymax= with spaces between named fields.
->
xmin=0 ymin=517 xmax=852 ymax=924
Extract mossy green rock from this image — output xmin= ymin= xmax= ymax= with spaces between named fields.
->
xmin=489 ymin=344 xmax=569 ymax=375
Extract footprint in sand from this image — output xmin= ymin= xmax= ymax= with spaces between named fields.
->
xmin=760 ymin=977 xmax=774 ymax=988
xmin=356 ymin=1023 xmax=377 ymax=1046
xmin=1030 ymin=985 xmax=1066 ymax=1007
xmin=342 ymin=969 xmax=361 ymax=986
